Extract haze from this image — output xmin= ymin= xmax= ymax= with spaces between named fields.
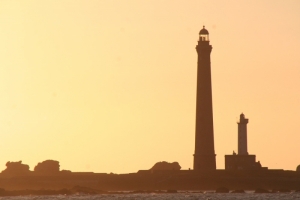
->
xmin=0 ymin=1 xmax=299 ymax=173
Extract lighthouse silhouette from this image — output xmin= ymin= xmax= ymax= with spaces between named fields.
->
xmin=193 ymin=26 xmax=216 ymax=171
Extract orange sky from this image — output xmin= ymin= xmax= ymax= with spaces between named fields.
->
xmin=0 ymin=1 xmax=300 ymax=173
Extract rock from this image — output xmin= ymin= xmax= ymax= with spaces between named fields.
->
xmin=271 ymin=189 xmax=291 ymax=193
xmin=34 ymin=160 xmax=60 ymax=174
xmin=216 ymin=187 xmax=229 ymax=193
xmin=2 ymin=161 xmax=30 ymax=175
xmin=255 ymin=188 xmax=270 ymax=193
xmin=57 ymin=188 xmax=72 ymax=195
xmin=278 ymin=189 xmax=291 ymax=193
xmin=150 ymin=161 xmax=181 ymax=170
xmin=167 ymin=189 xmax=177 ymax=193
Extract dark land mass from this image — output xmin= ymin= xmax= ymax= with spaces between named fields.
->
xmin=1 ymin=160 xmax=300 ymax=196
xmin=1 ymin=169 xmax=300 ymax=193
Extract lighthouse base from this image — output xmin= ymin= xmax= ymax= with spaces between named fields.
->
xmin=193 ymin=154 xmax=216 ymax=171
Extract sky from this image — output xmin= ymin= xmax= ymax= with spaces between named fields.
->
xmin=0 ymin=0 xmax=300 ymax=173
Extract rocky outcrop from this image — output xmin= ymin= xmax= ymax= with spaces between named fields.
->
xmin=150 ymin=161 xmax=181 ymax=170
xmin=255 ymin=188 xmax=270 ymax=193
xmin=1 ymin=161 xmax=30 ymax=175
xmin=34 ymin=160 xmax=60 ymax=174
xmin=215 ymin=187 xmax=229 ymax=193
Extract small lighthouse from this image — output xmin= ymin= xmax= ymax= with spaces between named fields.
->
xmin=238 ymin=113 xmax=249 ymax=155
xmin=225 ymin=114 xmax=265 ymax=170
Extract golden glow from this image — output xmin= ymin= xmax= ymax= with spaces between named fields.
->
xmin=0 ymin=1 xmax=300 ymax=173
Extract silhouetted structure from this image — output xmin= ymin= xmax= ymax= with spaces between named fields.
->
xmin=238 ymin=113 xmax=248 ymax=155
xmin=150 ymin=161 xmax=181 ymax=170
xmin=194 ymin=26 xmax=216 ymax=170
xmin=2 ymin=161 xmax=30 ymax=175
xmin=225 ymin=154 xmax=263 ymax=170
xmin=225 ymin=114 xmax=266 ymax=170
xmin=34 ymin=160 xmax=60 ymax=174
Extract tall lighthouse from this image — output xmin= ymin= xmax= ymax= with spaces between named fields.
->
xmin=193 ymin=26 xmax=216 ymax=170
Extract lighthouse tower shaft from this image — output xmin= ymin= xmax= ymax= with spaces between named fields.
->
xmin=238 ymin=114 xmax=249 ymax=155
xmin=194 ymin=27 xmax=216 ymax=170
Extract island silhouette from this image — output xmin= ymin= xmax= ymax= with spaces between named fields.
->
xmin=0 ymin=159 xmax=299 ymax=195
xmin=0 ymin=28 xmax=300 ymax=196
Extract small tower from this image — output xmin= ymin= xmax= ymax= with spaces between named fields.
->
xmin=225 ymin=114 xmax=266 ymax=170
xmin=194 ymin=26 xmax=216 ymax=171
xmin=238 ymin=113 xmax=249 ymax=155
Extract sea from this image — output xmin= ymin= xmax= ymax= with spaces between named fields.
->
xmin=1 ymin=192 xmax=300 ymax=200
